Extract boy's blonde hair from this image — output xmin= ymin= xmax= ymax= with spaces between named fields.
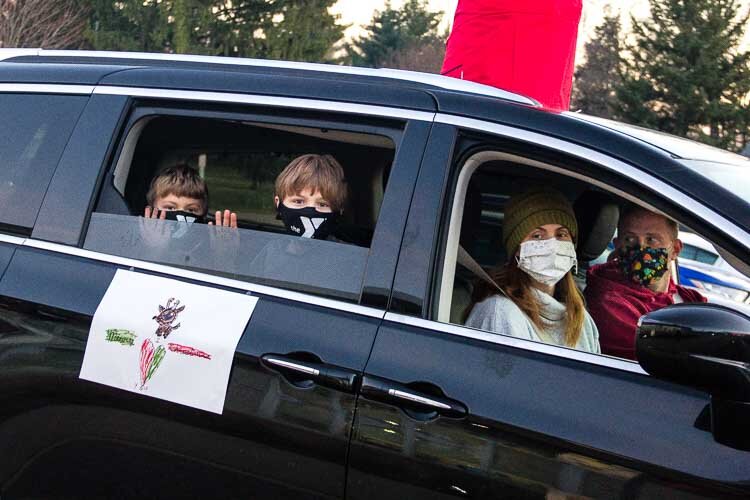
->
xmin=275 ymin=154 xmax=347 ymax=211
xmin=146 ymin=164 xmax=208 ymax=214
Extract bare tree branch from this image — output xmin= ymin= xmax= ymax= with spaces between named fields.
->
xmin=0 ymin=0 xmax=89 ymax=49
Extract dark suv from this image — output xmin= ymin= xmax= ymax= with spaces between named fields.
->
xmin=1 ymin=49 xmax=749 ymax=499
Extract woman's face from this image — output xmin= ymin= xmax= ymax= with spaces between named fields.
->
xmin=518 ymin=223 xmax=572 ymax=252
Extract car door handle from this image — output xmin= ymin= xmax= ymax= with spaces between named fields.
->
xmin=261 ymin=353 xmax=360 ymax=393
xmin=360 ymin=375 xmax=468 ymax=419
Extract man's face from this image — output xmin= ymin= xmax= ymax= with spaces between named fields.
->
xmin=615 ymin=210 xmax=682 ymax=261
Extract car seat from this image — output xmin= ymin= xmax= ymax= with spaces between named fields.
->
xmin=573 ymin=191 xmax=620 ymax=290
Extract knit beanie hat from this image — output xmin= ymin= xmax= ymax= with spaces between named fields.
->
xmin=503 ymin=189 xmax=578 ymax=256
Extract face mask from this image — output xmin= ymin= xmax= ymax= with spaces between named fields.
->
xmin=162 ymin=210 xmax=206 ymax=225
xmin=516 ymin=239 xmax=577 ymax=286
xmin=161 ymin=210 xmax=205 ymax=239
xmin=277 ymin=203 xmax=337 ymax=240
xmin=618 ymin=245 xmax=670 ymax=286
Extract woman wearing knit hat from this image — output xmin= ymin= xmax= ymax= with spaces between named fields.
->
xmin=464 ymin=189 xmax=600 ymax=353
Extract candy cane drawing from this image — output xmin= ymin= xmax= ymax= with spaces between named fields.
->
xmin=139 ymin=339 xmax=166 ymax=390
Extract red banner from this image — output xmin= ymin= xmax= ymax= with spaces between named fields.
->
xmin=441 ymin=0 xmax=582 ymax=111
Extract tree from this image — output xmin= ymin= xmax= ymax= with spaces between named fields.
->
xmin=380 ymin=37 xmax=446 ymax=73
xmin=263 ymin=0 xmax=344 ymax=63
xmin=348 ymin=0 xmax=444 ymax=68
xmin=0 ymin=0 xmax=88 ymax=49
xmin=85 ymin=1 xmax=344 ymax=62
xmin=86 ymin=0 xmax=168 ymax=52
xmin=571 ymin=11 xmax=622 ymax=119
xmin=616 ymin=0 xmax=750 ymax=151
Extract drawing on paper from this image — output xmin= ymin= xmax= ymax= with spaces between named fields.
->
xmin=168 ymin=342 xmax=212 ymax=360
xmin=136 ymin=297 xmax=211 ymax=390
xmin=101 ymin=295 xmax=213 ymax=391
xmin=105 ymin=328 xmax=137 ymax=346
xmin=153 ymin=297 xmax=185 ymax=339
xmin=140 ymin=339 xmax=167 ymax=390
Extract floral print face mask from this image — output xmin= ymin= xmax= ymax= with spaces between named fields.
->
xmin=618 ymin=245 xmax=670 ymax=286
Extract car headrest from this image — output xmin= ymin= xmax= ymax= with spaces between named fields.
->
xmin=574 ymin=191 xmax=619 ymax=261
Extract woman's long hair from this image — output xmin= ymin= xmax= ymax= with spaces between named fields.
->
xmin=464 ymin=259 xmax=586 ymax=347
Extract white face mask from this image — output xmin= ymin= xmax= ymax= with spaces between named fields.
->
xmin=516 ymin=238 xmax=577 ymax=286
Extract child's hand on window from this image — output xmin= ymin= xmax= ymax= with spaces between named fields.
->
xmin=209 ymin=209 xmax=238 ymax=228
xmin=144 ymin=206 xmax=168 ymax=220
xmin=208 ymin=210 xmax=240 ymax=265
xmin=140 ymin=206 xmax=170 ymax=247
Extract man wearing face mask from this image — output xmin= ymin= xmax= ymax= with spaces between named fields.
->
xmin=465 ymin=189 xmax=600 ymax=353
xmin=585 ymin=205 xmax=706 ymax=360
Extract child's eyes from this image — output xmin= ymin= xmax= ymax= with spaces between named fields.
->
xmin=317 ymin=201 xmax=330 ymax=208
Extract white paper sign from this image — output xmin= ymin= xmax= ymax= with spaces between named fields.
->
xmin=80 ymin=269 xmax=257 ymax=414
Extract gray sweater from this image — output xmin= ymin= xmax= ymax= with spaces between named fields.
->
xmin=465 ymin=289 xmax=601 ymax=354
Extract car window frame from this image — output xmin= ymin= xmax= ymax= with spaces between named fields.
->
xmin=388 ymin=112 xmax=750 ymax=375
xmin=58 ymin=86 xmax=433 ymax=310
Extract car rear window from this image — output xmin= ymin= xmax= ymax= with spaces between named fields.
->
xmin=84 ymin=111 xmax=398 ymax=303
xmin=0 ymin=93 xmax=87 ymax=232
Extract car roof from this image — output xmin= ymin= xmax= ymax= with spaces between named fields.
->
xmin=0 ymin=48 xmax=538 ymax=107
xmin=566 ymin=112 xmax=750 ymax=165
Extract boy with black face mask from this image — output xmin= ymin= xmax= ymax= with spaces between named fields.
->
xmin=144 ymin=164 xmax=237 ymax=228
xmin=584 ymin=205 xmax=706 ymax=360
xmin=273 ymin=154 xmax=347 ymax=241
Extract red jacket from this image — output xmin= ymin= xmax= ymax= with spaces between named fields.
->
xmin=441 ymin=0 xmax=582 ymax=110
xmin=584 ymin=262 xmax=706 ymax=360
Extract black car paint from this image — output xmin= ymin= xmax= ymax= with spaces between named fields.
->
xmin=0 ymin=244 xmax=380 ymax=498
xmin=0 ymin=55 xmax=748 ymax=498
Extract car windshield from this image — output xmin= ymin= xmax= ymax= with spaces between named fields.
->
xmin=679 ymin=160 xmax=750 ymax=201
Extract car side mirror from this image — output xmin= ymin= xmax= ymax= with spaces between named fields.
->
xmin=636 ymin=303 xmax=750 ymax=451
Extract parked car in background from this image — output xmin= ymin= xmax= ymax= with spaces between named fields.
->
xmin=678 ymin=231 xmax=750 ymax=306
xmin=1 ymin=49 xmax=749 ymax=499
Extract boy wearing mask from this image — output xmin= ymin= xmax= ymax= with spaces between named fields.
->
xmin=144 ymin=163 xmax=237 ymax=227
xmin=273 ymin=154 xmax=347 ymax=241
xmin=584 ymin=205 xmax=706 ymax=360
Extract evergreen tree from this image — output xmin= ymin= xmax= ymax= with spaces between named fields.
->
xmin=616 ymin=0 xmax=750 ymax=150
xmin=349 ymin=0 xmax=443 ymax=68
xmin=264 ymin=0 xmax=344 ymax=63
xmin=571 ymin=11 xmax=622 ymax=119
xmin=86 ymin=0 xmax=167 ymax=52
xmin=85 ymin=1 xmax=343 ymax=62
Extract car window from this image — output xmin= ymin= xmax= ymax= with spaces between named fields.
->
xmin=0 ymin=93 xmax=87 ymax=233
xmin=437 ymin=143 xmax=750 ymax=362
xmin=83 ymin=110 xmax=398 ymax=303
xmin=680 ymin=243 xmax=719 ymax=265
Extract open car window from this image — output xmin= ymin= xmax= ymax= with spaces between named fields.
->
xmin=438 ymin=146 xmax=750 ymax=359
xmin=84 ymin=110 xmax=398 ymax=303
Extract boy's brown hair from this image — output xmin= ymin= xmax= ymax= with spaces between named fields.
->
xmin=275 ymin=154 xmax=348 ymax=211
xmin=146 ymin=164 xmax=208 ymax=214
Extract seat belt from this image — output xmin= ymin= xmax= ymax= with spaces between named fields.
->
xmin=456 ymin=245 xmax=507 ymax=298
xmin=456 ymin=245 xmax=554 ymax=344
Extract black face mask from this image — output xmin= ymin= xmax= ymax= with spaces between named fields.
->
xmin=162 ymin=210 xmax=206 ymax=225
xmin=277 ymin=203 xmax=338 ymax=240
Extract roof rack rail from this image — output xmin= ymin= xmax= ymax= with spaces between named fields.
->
xmin=0 ymin=48 xmax=538 ymax=107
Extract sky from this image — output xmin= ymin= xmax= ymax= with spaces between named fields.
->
xmin=331 ymin=0 xmax=750 ymax=66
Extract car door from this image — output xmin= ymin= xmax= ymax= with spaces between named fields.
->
xmin=0 ymin=83 xmax=432 ymax=499
xmin=346 ymin=120 xmax=750 ymax=499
